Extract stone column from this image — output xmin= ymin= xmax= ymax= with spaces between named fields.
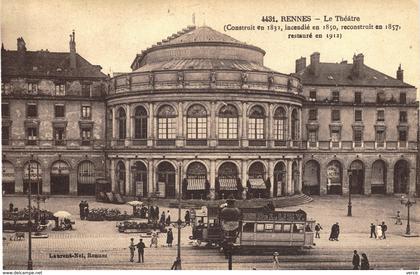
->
xmin=176 ymin=102 xmax=184 ymax=147
xmin=69 ymin=169 xmax=77 ymax=195
xmin=268 ymin=159 xmax=275 ymax=196
xmin=125 ymin=104 xmax=132 ymax=146
xmin=148 ymin=159 xmax=155 ymax=194
xmin=409 ymin=167 xmax=416 ymax=196
xmin=111 ymin=106 xmax=116 ymax=146
xmin=42 ymin=163 xmax=51 ymax=195
xmin=268 ymin=104 xmax=273 ymax=148
xmin=319 ymin=160 xmax=327 ymax=195
xmin=386 ymin=167 xmax=394 ymax=194
xmin=288 ymin=107 xmax=292 ymax=147
xmin=241 ymin=102 xmax=248 ymax=147
xmin=148 ymin=103 xmax=154 ymax=147
xmin=110 ymin=159 xmax=115 ymax=192
xmin=241 ymin=159 xmax=248 ymax=199
xmin=210 ymin=102 xmax=217 ymax=147
xmin=342 ymin=168 xmax=350 ymax=195
xmin=287 ymin=160 xmax=293 ymax=195
xmin=364 ymin=167 xmax=372 ymax=195
xmin=210 ymin=159 xmax=216 ymax=199
xmin=298 ymin=158 xmax=303 ymax=193
xmin=125 ymin=159 xmax=131 ymax=196
xmin=15 ymin=166 xmax=24 ymax=194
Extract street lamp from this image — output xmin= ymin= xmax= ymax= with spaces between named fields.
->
xmin=347 ymin=169 xmax=352 ymax=217
xmin=27 ymin=162 xmax=33 ymax=270
xmin=400 ymin=195 xmax=417 ymax=237
xmin=171 ymin=162 xmax=184 ymax=270
xmin=219 ymin=199 xmax=241 ymax=270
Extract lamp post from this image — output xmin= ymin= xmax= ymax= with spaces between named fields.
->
xmin=27 ymin=162 xmax=33 ymax=270
xmin=400 ymin=195 xmax=417 ymax=237
xmin=171 ymin=162 xmax=184 ymax=270
xmin=219 ymin=199 xmax=241 ymax=270
xmin=347 ymin=169 xmax=352 ymax=217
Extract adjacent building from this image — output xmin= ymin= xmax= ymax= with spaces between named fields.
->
xmin=1 ymin=32 xmax=108 ymax=195
xmin=1 ymin=26 xmax=418 ymax=197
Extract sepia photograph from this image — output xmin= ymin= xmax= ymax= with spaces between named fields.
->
xmin=1 ymin=0 xmax=419 ymax=272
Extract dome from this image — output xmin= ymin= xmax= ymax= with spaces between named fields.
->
xmin=130 ymin=26 xmax=268 ymax=72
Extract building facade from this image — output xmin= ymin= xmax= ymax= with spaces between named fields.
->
xmin=1 ymin=26 xmax=418 ymax=197
xmin=1 ymin=32 xmax=108 ymax=195
xmin=298 ymin=53 xmax=418 ymax=196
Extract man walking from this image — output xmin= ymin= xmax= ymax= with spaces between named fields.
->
xmin=381 ymin=221 xmax=388 ymax=239
xmin=167 ymin=228 xmax=174 ymax=247
xmin=79 ymin=200 xmax=85 ymax=220
xmin=166 ymin=210 xmax=171 ymax=226
xmin=136 ymin=238 xmax=145 ymax=263
xmin=315 ymin=223 xmax=322 ymax=238
xmin=370 ymin=223 xmax=377 ymax=238
xmin=352 ymin=250 xmax=360 ymax=270
xmin=129 ymin=238 xmax=136 ymax=262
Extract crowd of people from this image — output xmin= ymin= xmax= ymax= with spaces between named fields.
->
xmin=369 ymin=221 xmax=388 ymax=239
xmin=352 ymin=250 xmax=370 ymax=270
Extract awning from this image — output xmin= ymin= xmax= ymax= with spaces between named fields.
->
xmin=187 ymin=178 xmax=206 ymax=190
xmin=248 ymin=178 xmax=266 ymax=189
xmin=219 ymin=178 xmax=237 ymax=191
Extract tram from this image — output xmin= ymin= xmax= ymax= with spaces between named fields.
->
xmin=190 ymin=205 xmax=315 ymax=250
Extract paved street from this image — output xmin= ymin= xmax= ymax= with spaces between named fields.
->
xmin=2 ymin=195 xmax=420 ymax=270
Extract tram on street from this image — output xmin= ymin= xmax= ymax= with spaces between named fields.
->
xmin=190 ymin=205 xmax=315 ymax=250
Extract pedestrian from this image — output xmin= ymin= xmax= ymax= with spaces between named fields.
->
xmin=9 ymin=202 xmax=14 ymax=212
xmin=185 ymin=210 xmax=191 ymax=226
xmin=160 ymin=211 xmax=166 ymax=225
xmin=360 ymin=253 xmax=370 ymax=270
xmin=136 ymin=238 xmax=145 ymax=263
xmin=129 ymin=238 xmax=136 ymax=262
xmin=166 ymin=228 xmax=174 ymax=247
xmin=370 ymin=223 xmax=377 ymax=238
xmin=84 ymin=201 xmax=89 ymax=220
xmin=395 ymin=211 xmax=402 ymax=225
xmin=155 ymin=206 xmax=160 ymax=221
xmin=315 ymin=223 xmax=322 ymax=238
xmin=329 ymin=222 xmax=339 ymax=241
xmin=334 ymin=222 xmax=340 ymax=241
xmin=272 ymin=251 xmax=280 ymax=269
xmin=166 ymin=210 xmax=171 ymax=226
xmin=149 ymin=206 xmax=154 ymax=221
xmin=79 ymin=200 xmax=85 ymax=220
xmin=376 ymin=224 xmax=382 ymax=239
xmin=150 ymin=232 xmax=158 ymax=248
xmin=381 ymin=221 xmax=387 ymax=239
xmin=352 ymin=250 xmax=360 ymax=270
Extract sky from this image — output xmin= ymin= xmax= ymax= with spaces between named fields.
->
xmin=1 ymin=0 xmax=420 ymax=91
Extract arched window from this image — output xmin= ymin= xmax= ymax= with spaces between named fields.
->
xmin=274 ymin=107 xmax=287 ymax=141
xmin=134 ymin=106 xmax=148 ymax=139
xmin=187 ymin=104 xmax=207 ymax=139
xmin=249 ymin=162 xmax=266 ymax=179
xmin=248 ymin=105 xmax=265 ymax=140
xmin=291 ymin=109 xmax=299 ymax=140
xmin=117 ymin=108 xmax=126 ymax=140
xmin=157 ymin=105 xmax=176 ymax=139
xmin=218 ymin=104 xmax=238 ymax=139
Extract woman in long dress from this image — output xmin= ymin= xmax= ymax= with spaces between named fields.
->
xmin=272 ymin=252 xmax=280 ymax=269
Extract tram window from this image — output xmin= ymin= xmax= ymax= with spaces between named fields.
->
xmin=256 ymin=223 xmax=265 ymax=232
xmin=283 ymin=224 xmax=291 ymax=233
xmin=293 ymin=223 xmax=304 ymax=233
xmin=274 ymin=224 xmax=282 ymax=232
xmin=265 ymin=223 xmax=274 ymax=232
xmin=243 ymin=223 xmax=255 ymax=233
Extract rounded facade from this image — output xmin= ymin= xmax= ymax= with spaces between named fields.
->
xmin=107 ymin=26 xmax=305 ymax=199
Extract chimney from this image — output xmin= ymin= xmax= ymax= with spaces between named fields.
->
xmin=69 ymin=30 xmax=76 ymax=69
xmin=352 ymin=53 xmax=364 ymax=77
xmin=17 ymin=37 xmax=26 ymax=52
xmin=295 ymin=57 xmax=306 ymax=73
xmin=310 ymin=52 xmax=320 ymax=76
xmin=396 ymin=64 xmax=404 ymax=82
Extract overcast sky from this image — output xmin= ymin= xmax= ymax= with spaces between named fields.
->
xmin=2 ymin=0 xmax=419 ymax=91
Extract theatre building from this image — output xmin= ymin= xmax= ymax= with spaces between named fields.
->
xmin=107 ymin=26 xmax=305 ymax=199
xmin=1 ymin=33 xmax=107 ymax=195
xmin=297 ymin=53 xmax=418 ymax=196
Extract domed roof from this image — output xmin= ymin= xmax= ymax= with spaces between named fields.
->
xmin=165 ymin=26 xmax=243 ymax=45
xmin=130 ymin=25 xmax=267 ymax=72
